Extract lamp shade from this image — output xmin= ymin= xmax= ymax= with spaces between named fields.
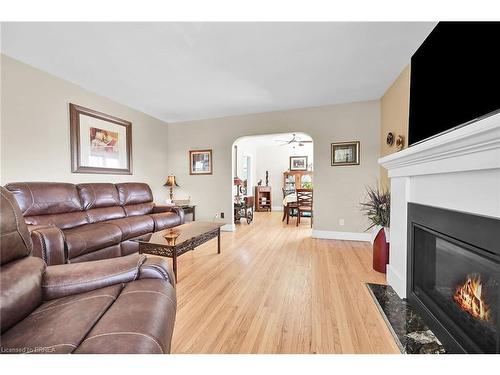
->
xmin=164 ymin=175 xmax=179 ymax=187
xmin=233 ymin=177 xmax=243 ymax=186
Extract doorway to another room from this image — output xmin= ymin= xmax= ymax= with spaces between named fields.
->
xmin=232 ymin=132 xmax=314 ymax=228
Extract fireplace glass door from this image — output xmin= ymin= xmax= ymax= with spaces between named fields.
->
xmin=412 ymin=225 xmax=499 ymax=353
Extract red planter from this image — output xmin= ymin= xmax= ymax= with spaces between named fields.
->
xmin=373 ymin=228 xmax=389 ymax=273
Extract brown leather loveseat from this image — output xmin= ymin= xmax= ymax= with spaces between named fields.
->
xmin=4 ymin=182 xmax=184 ymax=265
xmin=0 ymin=187 xmax=177 ymax=354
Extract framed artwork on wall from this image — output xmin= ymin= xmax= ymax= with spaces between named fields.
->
xmin=70 ymin=103 xmax=132 ymax=174
xmin=289 ymin=156 xmax=308 ymax=171
xmin=189 ymin=149 xmax=213 ymax=175
xmin=331 ymin=141 xmax=360 ymax=166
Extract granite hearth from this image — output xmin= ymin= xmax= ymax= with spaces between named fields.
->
xmin=366 ymin=283 xmax=447 ymax=354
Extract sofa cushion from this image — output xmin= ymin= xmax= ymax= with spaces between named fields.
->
xmin=74 ymin=279 xmax=176 ymax=354
xmin=85 ymin=206 xmax=126 ymax=223
xmin=116 ymin=183 xmax=153 ymax=206
xmin=148 ymin=212 xmax=183 ymax=231
xmin=0 ymin=257 xmax=45 ymax=333
xmin=6 ymin=182 xmax=83 ymax=216
xmin=24 ymin=211 xmax=88 ymax=230
xmin=121 ymin=233 xmax=152 ymax=257
xmin=124 ymin=202 xmax=155 ymax=217
xmin=77 ymin=183 xmax=121 ymax=209
xmin=63 ymin=223 xmax=123 ymax=260
xmin=0 ymin=284 xmax=122 ymax=354
xmin=105 ymin=216 xmax=154 ymax=241
xmin=70 ymin=245 xmax=122 ymax=264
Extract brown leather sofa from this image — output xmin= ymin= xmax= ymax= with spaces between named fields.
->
xmin=4 ymin=182 xmax=184 ymax=265
xmin=0 ymin=186 xmax=177 ymax=354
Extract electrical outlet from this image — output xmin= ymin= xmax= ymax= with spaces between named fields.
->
xmin=221 ymin=212 xmax=224 ymax=219
xmin=339 ymin=219 xmax=345 ymax=226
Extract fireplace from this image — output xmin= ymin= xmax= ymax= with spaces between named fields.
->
xmin=407 ymin=203 xmax=499 ymax=353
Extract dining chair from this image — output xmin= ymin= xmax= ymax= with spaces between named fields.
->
xmin=282 ymin=188 xmax=288 ymax=222
xmin=282 ymin=188 xmax=299 ymax=224
xmin=296 ymin=189 xmax=313 ymax=227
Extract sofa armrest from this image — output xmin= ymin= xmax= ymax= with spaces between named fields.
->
xmin=153 ymin=205 xmax=185 ymax=224
xmin=42 ymin=253 xmax=176 ymax=300
xmin=28 ymin=225 xmax=66 ymax=265
xmin=42 ymin=253 xmax=147 ymax=300
xmin=139 ymin=256 xmax=176 ymax=288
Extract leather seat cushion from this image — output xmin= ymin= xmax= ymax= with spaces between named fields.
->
xmin=105 ymin=216 xmax=154 ymax=240
xmin=121 ymin=233 xmax=152 ymax=257
xmin=1 ymin=257 xmax=45 ymax=333
xmin=63 ymin=223 xmax=123 ymax=260
xmin=148 ymin=212 xmax=182 ymax=231
xmin=0 ymin=284 xmax=123 ymax=354
xmin=75 ymin=279 xmax=176 ymax=354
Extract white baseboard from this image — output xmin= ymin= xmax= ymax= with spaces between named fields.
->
xmin=272 ymin=206 xmax=283 ymax=212
xmin=221 ymin=223 xmax=236 ymax=232
xmin=311 ymin=230 xmax=370 ymax=242
xmin=386 ymin=265 xmax=406 ymax=299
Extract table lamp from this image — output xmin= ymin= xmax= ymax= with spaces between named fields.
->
xmin=164 ymin=175 xmax=179 ymax=201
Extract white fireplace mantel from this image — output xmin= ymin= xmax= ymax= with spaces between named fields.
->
xmin=379 ymin=112 xmax=500 ymax=298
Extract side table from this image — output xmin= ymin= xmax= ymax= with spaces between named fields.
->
xmin=180 ymin=205 xmax=196 ymax=221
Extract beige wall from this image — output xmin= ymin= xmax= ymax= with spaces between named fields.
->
xmin=168 ymin=101 xmax=380 ymax=233
xmin=1 ymin=54 xmax=382 ymax=233
xmin=380 ymin=65 xmax=410 ymax=189
xmin=0 ymin=55 xmax=170 ymax=202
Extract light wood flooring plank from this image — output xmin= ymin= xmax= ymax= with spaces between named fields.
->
xmin=170 ymin=212 xmax=399 ymax=354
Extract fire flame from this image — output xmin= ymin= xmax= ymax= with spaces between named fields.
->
xmin=453 ymin=274 xmax=491 ymax=321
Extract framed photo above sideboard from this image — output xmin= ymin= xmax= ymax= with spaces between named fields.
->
xmin=331 ymin=141 xmax=360 ymax=166
xmin=289 ymin=155 xmax=308 ymax=171
xmin=70 ymin=103 xmax=132 ymax=174
xmin=189 ymin=149 xmax=213 ymax=175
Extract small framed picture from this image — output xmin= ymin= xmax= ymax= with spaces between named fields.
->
xmin=189 ymin=149 xmax=213 ymax=175
xmin=331 ymin=141 xmax=360 ymax=166
xmin=70 ymin=103 xmax=132 ymax=174
xmin=289 ymin=156 xmax=308 ymax=171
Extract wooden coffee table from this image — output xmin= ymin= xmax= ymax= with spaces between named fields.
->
xmin=137 ymin=221 xmax=224 ymax=283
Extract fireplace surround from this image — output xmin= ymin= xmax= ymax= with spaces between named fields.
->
xmin=408 ymin=203 xmax=499 ymax=353
xmin=379 ymin=112 xmax=499 ymax=297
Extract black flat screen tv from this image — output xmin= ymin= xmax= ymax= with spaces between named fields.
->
xmin=408 ymin=22 xmax=500 ymax=146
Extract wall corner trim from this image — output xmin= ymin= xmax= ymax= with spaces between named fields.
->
xmin=311 ymin=230 xmax=370 ymax=242
xmin=386 ymin=264 xmax=406 ymax=299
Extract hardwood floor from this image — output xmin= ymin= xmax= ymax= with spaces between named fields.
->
xmin=171 ymin=212 xmax=399 ymax=354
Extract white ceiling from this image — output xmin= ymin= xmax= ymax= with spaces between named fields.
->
xmin=1 ymin=22 xmax=436 ymax=123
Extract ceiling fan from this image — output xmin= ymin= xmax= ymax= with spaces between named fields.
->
xmin=274 ymin=133 xmax=313 ymax=147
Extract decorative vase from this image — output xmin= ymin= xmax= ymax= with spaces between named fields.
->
xmin=163 ymin=229 xmax=180 ymax=246
xmin=372 ymin=227 xmax=390 ymax=273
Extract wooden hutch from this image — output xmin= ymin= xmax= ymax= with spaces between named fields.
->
xmin=283 ymin=171 xmax=313 ymax=195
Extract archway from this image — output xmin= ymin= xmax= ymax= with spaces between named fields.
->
xmin=230 ymin=132 xmax=314 ymax=228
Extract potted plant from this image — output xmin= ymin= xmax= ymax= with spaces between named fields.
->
xmin=360 ymin=186 xmax=390 ymax=273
